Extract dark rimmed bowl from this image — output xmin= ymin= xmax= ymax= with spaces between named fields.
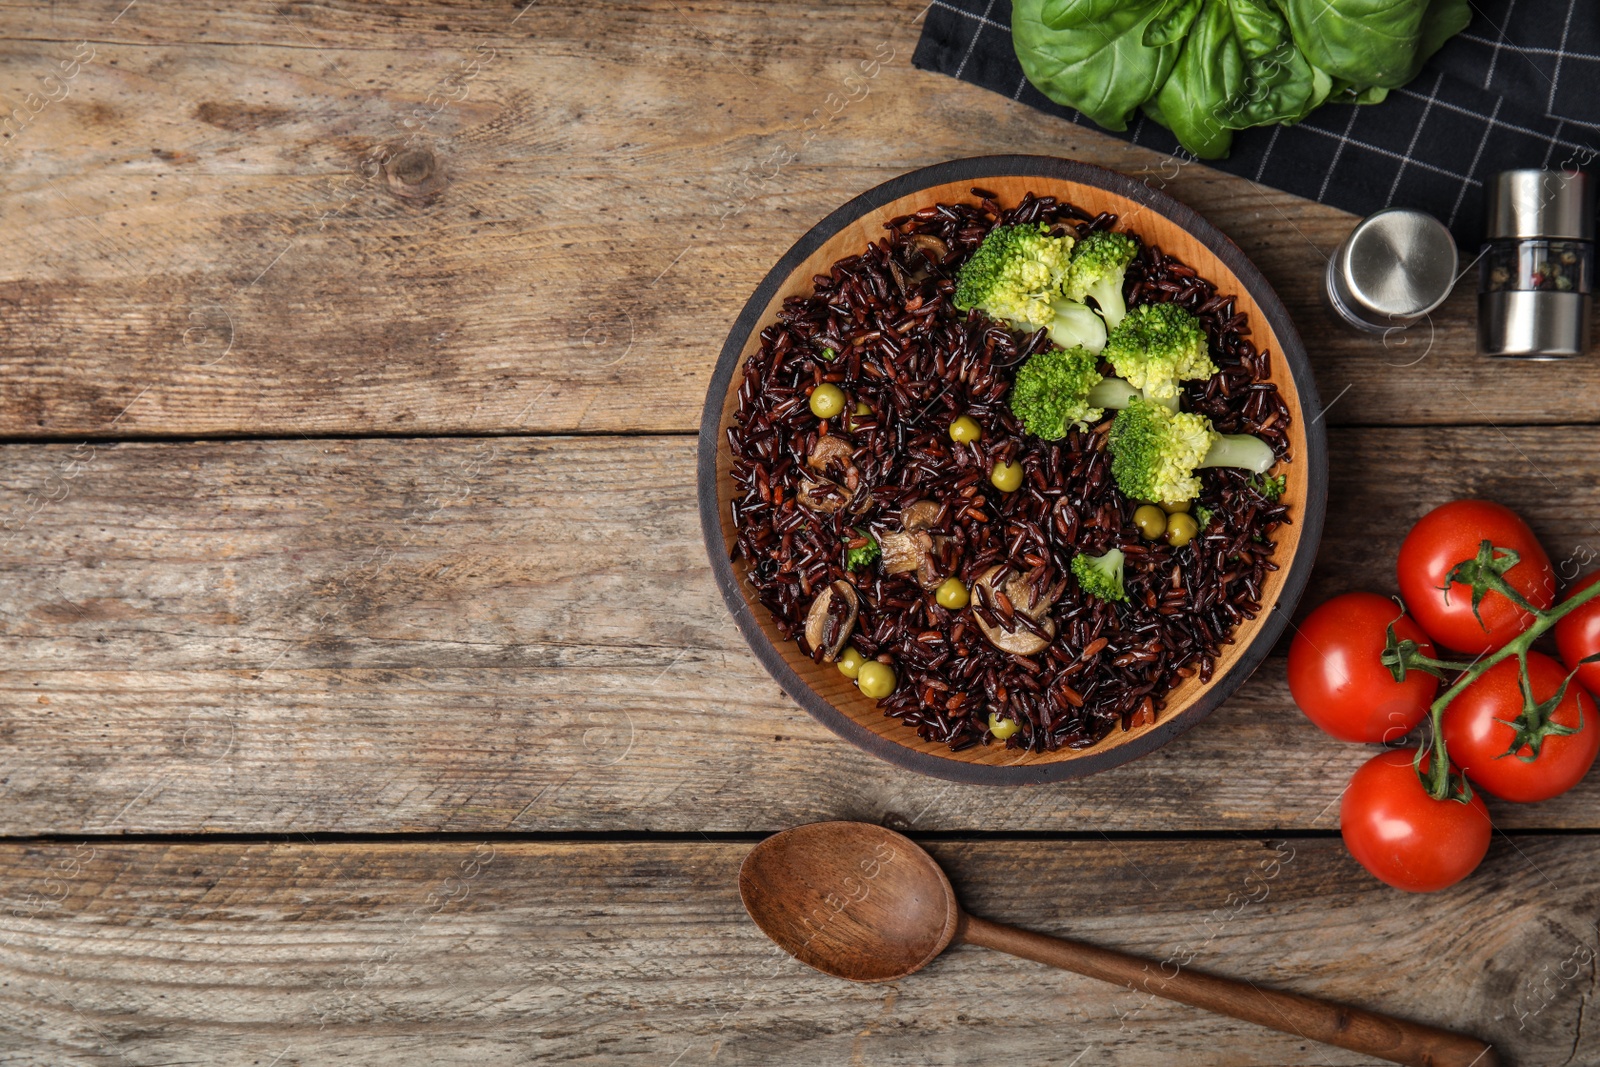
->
xmin=698 ymin=155 xmax=1327 ymax=785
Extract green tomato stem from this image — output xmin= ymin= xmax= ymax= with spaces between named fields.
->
xmin=1414 ymin=568 xmax=1600 ymax=801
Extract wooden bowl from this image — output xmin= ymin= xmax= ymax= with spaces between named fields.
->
xmin=697 ymin=156 xmax=1327 ymax=784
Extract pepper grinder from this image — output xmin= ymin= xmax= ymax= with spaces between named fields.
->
xmin=1479 ymin=169 xmax=1593 ymax=359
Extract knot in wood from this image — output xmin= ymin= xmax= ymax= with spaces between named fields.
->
xmin=383 ymin=147 xmax=447 ymax=201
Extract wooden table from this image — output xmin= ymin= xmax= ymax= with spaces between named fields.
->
xmin=1 ymin=2 xmax=1595 ymax=1064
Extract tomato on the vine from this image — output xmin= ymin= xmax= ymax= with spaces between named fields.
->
xmin=1340 ymin=748 xmax=1491 ymax=892
xmin=1288 ymin=593 xmax=1438 ymax=743
xmin=1555 ymin=571 xmax=1600 ymax=700
xmin=1440 ymin=650 xmax=1598 ymax=803
xmin=1397 ymin=500 xmax=1554 ymax=654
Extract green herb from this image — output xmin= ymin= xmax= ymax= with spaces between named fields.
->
xmin=845 ymin=532 xmax=880 ymax=571
xmin=1282 ymin=0 xmax=1468 ymax=88
xmin=819 ymin=346 xmax=837 ymax=361
xmin=1012 ymin=0 xmax=1469 ymax=160
xmin=1250 ymin=473 xmax=1287 ymax=502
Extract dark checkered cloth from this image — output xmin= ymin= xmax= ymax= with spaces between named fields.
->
xmin=913 ymin=0 xmax=1600 ymax=244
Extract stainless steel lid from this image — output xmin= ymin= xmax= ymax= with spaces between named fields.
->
xmin=1327 ymin=208 xmax=1458 ymax=331
xmin=1485 ymin=170 xmax=1594 ymax=240
xmin=1479 ymin=290 xmax=1592 ymax=359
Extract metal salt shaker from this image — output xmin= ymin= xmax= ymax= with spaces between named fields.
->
xmin=1325 ymin=208 xmax=1459 ymax=334
xmin=1479 ymin=169 xmax=1593 ymax=359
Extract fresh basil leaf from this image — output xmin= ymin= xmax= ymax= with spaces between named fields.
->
xmin=1417 ymin=0 xmax=1472 ymax=65
xmin=1220 ymin=0 xmax=1319 ymax=128
xmin=1301 ymin=63 xmax=1334 ymax=117
xmin=1144 ymin=0 xmax=1203 ymax=47
xmin=1229 ymin=45 xmax=1320 ymax=127
xmin=1040 ymin=0 xmax=1144 ymax=31
xmin=1014 ymin=0 xmax=1185 ymax=132
xmin=1281 ymin=0 xmax=1442 ymax=89
xmin=1325 ymin=78 xmax=1391 ymax=105
xmin=1226 ymin=0 xmax=1290 ymax=57
xmin=1146 ymin=0 xmax=1245 ymax=158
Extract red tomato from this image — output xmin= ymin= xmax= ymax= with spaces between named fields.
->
xmin=1397 ymin=500 xmax=1554 ymax=654
xmin=1340 ymin=747 xmax=1491 ymax=892
xmin=1441 ymin=650 xmax=1598 ymax=803
xmin=1288 ymin=593 xmax=1438 ymax=743
xmin=1555 ymin=571 xmax=1600 ymax=700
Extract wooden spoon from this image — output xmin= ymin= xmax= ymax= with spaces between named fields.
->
xmin=740 ymin=821 xmax=1497 ymax=1067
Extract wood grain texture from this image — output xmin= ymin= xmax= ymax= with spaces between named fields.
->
xmin=3 ymin=430 xmax=1598 ymax=833
xmin=0 ymin=0 xmax=1594 ymax=437
xmin=0 ymin=837 xmax=1590 ymax=1066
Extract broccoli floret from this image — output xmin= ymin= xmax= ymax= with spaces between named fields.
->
xmin=1103 ymin=303 xmax=1217 ymax=400
xmin=1009 ymin=346 xmax=1106 ymax=440
xmin=1010 ymin=368 xmax=1169 ymax=443
xmin=1072 ymin=548 xmax=1127 ymax=603
xmin=1194 ymin=504 xmax=1214 ymax=529
xmin=1107 ymin=399 xmax=1277 ymax=503
xmin=1063 ymin=231 xmax=1140 ymax=329
xmin=1045 ymin=297 xmax=1107 ymax=353
xmin=954 ymin=223 xmax=1075 ymax=329
xmin=1251 ymin=473 xmax=1287 ymax=502
xmin=845 ymin=531 xmax=880 ymax=570
xmin=1011 ymin=360 xmax=1168 ymax=442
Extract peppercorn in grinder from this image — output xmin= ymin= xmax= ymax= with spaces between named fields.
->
xmin=1479 ymin=169 xmax=1593 ymax=359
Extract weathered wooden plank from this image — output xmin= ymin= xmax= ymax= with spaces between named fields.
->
xmin=0 ymin=1 xmax=1590 ymax=437
xmin=2 ymin=430 xmax=1598 ymax=834
xmin=0 ymin=837 xmax=1590 ymax=1065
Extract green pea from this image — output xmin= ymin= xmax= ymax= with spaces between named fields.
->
xmin=1134 ymin=504 xmax=1167 ymax=540
xmin=1166 ymin=512 xmax=1199 ymax=547
xmin=856 ymin=660 xmax=896 ymax=699
xmin=935 ymin=577 xmax=970 ymax=610
xmin=1159 ymin=499 xmax=1190 ymax=514
xmin=948 ymin=415 xmax=982 ymax=443
xmin=988 ymin=712 xmax=1020 ymax=740
xmin=836 ymin=646 xmax=865 ymax=679
xmin=810 ymin=384 xmax=846 ymax=419
xmin=990 ymin=460 xmax=1024 ymax=493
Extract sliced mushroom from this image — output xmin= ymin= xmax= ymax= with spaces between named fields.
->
xmin=873 ymin=500 xmax=947 ymax=588
xmin=797 ymin=477 xmax=850 ymax=514
xmin=807 ymin=434 xmax=855 ymax=473
xmin=800 ymin=436 xmax=873 ymax=516
xmin=900 ymin=499 xmax=942 ymax=532
xmin=878 ymin=529 xmax=933 ymax=576
xmin=803 ymin=580 xmax=860 ymax=662
xmin=907 ymin=500 xmax=951 ymax=589
xmin=908 ymin=233 xmax=948 ymax=266
xmin=972 ymin=565 xmax=1065 ymax=656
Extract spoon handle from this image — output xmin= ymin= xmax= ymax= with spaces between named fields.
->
xmin=957 ymin=914 xmax=1496 ymax=1067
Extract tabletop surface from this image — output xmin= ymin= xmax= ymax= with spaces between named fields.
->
xmin=2 ymin=2 xmax=1597 ymax=1064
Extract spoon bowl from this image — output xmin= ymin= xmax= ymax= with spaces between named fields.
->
xmin=738 ymin=821 xmax=955 ymax=983
xmin=740 ymin=821 xmax=1499 ymax=1067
